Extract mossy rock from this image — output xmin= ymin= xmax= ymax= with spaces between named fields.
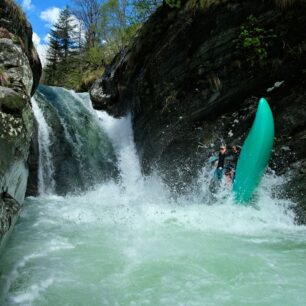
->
xmin=0 ymin=86 xmax=27 ymax=114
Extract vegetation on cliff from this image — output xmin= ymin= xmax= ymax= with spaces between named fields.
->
xmin=42 ymin=0 xmax=162 ymax=91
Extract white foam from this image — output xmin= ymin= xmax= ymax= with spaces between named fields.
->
xmin=1 ymin=108 xmax=305 ymax=306
xmin=10 ymin=278 xmax=54 ymax=305
xmin=31 ymin=97 xmax=56 ymax=195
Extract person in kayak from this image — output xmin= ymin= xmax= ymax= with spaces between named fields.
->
xmin=214 ymin=145 xmax=227 ymax=180
xmin=224 ymin=145 xmax=240 ymax=183
xmin=213 ymin=144 xmax=240 ymax=182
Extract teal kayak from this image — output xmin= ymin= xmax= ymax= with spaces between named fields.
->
xmin=232 ymin=98 xmax=274 ymax=204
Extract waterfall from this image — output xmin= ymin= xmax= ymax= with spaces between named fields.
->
xmin=31 ymin=97 xmax=55 ymax=195
xmin=31 ymin=85 xmax=118 ymax=195
xmin=96 ymin=112 xmax=143 ymax=194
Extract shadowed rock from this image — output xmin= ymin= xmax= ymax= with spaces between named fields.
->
xmin=90 ymin=0 xmax=306 ymax=221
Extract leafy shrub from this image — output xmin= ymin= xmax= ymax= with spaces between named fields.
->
xmin=12 ymin=35 xmax=21 ymax=44
xmin=234 ymin=15 xmax=277 ymax=66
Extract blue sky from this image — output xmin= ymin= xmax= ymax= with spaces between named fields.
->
xmin=16 ymin=0 xmax=73 ymax=66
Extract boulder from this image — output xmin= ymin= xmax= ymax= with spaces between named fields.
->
xmin=0 ymin=0 xmax=41 ymax=248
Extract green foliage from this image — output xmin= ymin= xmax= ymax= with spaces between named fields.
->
xmin=76 ymin=67 xmax=105 ymax=92
xmin=43 ymin=0 xmax=158 ymax=90
xmin=11 ymin=35 xmax=20 ymax=44
xmin=235 ymin=15 xmax=277 ymax=66
xmin=99 ymin=0 xmax=136 ymax=52
xmin=132 ymin=0 xmax=162 ymax=23
xmin=165 ymin=0 xmax=181 ymax=9
xmin=86 ymin=47 xmax=105 ymax=68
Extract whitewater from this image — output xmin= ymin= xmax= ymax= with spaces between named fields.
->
xmin=0 ymin=87 xmax=305 ymax=306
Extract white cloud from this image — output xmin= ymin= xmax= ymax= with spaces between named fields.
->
xmin=32 ymin=32 xmax=48 ymax=67
xmin=32 ymin=32 xmax=41 ymax=46
xmin=44 ymin=34 xmax=51 ymax=43
xmin=40 ymin=7 xmax=61 ymax=27
xmin=21 ymin=0 xmax=34 ymax=10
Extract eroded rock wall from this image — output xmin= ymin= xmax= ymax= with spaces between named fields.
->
xmin=0 ymin=0 xmax=41 ymax=247
xmin=90 ymin=0 xmax=306 ymax=222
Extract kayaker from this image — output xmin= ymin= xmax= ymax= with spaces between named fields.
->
xmin=215 ymin=145 xmax=227 ymax=180
xmin=224 ymin=145 xmax=240 ymax=183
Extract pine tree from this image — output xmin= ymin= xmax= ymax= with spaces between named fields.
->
xmin=44 ymin=7 xmax=77 ymax=86
xmin=44 ymin=29 xmax=61 ymax=85
xmin=57 ymin=7 xmax=77 ymax=62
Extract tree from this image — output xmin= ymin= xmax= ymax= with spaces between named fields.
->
xmin=132 ymin=0 xmax=162 ymax=23
xmin=44 ymin=29 xmax=62 ymax=85
xmin=73 ymin=0 xmax=102 ymax=48
xmin=43 ymin=0 xmax=162 ymax=90
xmin=57 ymin=7 xmax=78 ymax=62
xmin=99 ymin=0 xmax=137 ymax=53
xmin=44 ymin=7 xmax=78 ymax=85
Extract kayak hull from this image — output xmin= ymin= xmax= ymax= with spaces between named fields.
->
xmin=232 ymin=98 xmax=274 ymax=204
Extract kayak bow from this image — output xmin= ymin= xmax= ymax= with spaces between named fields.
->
xmin=233 ymin=98 xmax=274 ymax=203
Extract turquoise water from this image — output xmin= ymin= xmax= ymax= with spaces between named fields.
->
xmin=0 ymin=178 xmax=306 ymax=306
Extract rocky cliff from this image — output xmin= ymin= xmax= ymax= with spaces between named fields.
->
xmin=0 ymin=0 xmax=41 ymax=248
xmin=90 ymin=0 xmax=306 ymax=222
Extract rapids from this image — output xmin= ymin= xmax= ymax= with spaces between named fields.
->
xmin=0 ymin=88 xmax=305 ymax=306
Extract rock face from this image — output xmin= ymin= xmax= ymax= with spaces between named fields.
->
xmin=90 ymin=0 xmax=306 ymax=222
xmin=0 ymin=0 xmax=41 ymax=248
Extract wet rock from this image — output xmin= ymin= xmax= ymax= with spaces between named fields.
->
xmin=0 ymin=189 xmax=21 ymax=245
xmin=0 ymin=0 xmax=41 ymax=94
xmin=0 ymin=0 xmax=41 ymax=248
xmin=0 ymin=38 xmax=33 ymax=96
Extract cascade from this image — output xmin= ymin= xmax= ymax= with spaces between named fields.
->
xmin=32 ymin=86 xmax=118 ymax=195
